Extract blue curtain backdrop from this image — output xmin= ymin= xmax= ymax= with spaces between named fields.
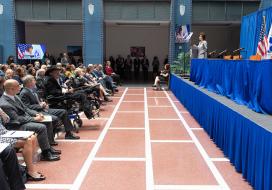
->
xmin=0 ymin=0 xmax=16 ymax=63
xmin=190 ymin=59 xmax=272 ymax=114
xmin=240 ymin=7 xmax=272 ymax=59
xmin=170 ymin=74 xmax=272 ymax=190
xmin=82 ymin=0 xmax=104 ymax=65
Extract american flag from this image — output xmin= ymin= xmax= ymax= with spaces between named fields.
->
xmin=256 ymin=16 xmax=268 ymax=58
xmin=17 ymin=44 xmax=28 ymax=59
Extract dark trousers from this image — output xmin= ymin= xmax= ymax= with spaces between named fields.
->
xmin=20 ymin=122 xmax=50 ymax=151
xmin=46 ymin=108 xmax=74 ymax=132
xmin=143 ymin=70 xmax=148 ymax=81
xmin=134 ymin=70 xmax=140 ymax=80
xmin=0 ymin=146 xmax=25 ymax=190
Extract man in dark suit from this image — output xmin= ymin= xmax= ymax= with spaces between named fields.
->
xmin=43 ymin=66 xmax=95 ymax=119
xmin=134 ymin=56 xmax=141 ymax=80
xmin=141 ymin=56 xmax=149 ymax=81
xmin=0 ymin=79 xmax=60 ymax=161
xmin=0 ymin=145 xmax=26 ymax=190
xmin=19 ymin=75 xmax=79 ymax=140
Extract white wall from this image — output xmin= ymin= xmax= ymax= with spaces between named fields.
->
xmin=105 ymin=24 xmax=169 ymax=69
xmin=25 ymin=23 xmax=82 ymax=58
xmin=191 ymin=25 xmax=241 ymax=54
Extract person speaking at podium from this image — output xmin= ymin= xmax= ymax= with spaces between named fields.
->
xmin=193 ymin=32 xmax=208 ymax=59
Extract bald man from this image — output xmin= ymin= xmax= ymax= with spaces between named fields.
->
xmin=0 ymin=79 xmax=60 ymax=161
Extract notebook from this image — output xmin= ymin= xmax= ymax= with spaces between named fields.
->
xmin=1 ymin=131 xmax=34 ymax=139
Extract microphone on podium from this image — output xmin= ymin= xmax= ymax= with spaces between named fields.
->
xmin=233 ymin=48 xmax=244 ymax=54
xmin=208 ymin=50 xmax=217 ymax=56
xmin=218 ymin=49 xmax=227 ymax=56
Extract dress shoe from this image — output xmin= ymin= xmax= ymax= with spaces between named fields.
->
xmin=50 ymin=147 xmax=61 ymax=155
xmin=27 ymin=172 xmax=46 ymax=181
xmin=65 ymin=132 xmax=80 ymax=140
xmin=50 ymin=141 xmax=58 ymax=146
xmin=40 ymin=151 xmax=60 ymax=161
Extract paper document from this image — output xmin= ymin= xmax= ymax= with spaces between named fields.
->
xmin=2 ymin=131 xmax=34 ymax=139
xmin=40 ymin=115 xmax=52 ymax=123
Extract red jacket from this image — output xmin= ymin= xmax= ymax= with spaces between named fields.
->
xmin=105 ymin=66 xmax=113 ymax=76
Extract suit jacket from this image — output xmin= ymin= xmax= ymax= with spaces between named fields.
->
xmin=197 ymin=40 xmax=208 ymax=59
xmin=44 ymin=76 xmax=63 ymax=98
xmin=0 ymin=95 xmax=38 ymax=125
xmin=19 ymin=88 xmax=43 ymax=111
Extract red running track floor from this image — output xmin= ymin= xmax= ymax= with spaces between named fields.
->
xmin=25 ymin=87 xmax=253 ymax=190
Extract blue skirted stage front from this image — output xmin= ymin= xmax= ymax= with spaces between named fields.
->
xmin=190 ymin=59 xmax=272 ymax=115
xmin=170 ymin=74 xmax=272 ymax=190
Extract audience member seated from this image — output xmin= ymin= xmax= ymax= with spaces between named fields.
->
xmin=44 ymin=66 xmax=97 ymax=119
xmin=95 ymin=65 xmax=118 ymax=94
xmin=0 ymin=79 xmax=60 ymax=161
xmin=152 ymin=64 xmax=170 ymax=90
xmin=0 ymin=145 xmax=26 ymax=190
xmin=105 ymin=61 xmax=121 ymax=85
xmin=20 ymin=75 xmax=79 ymax=140
xmin=35 ymin=69 xmax=46 ymax=98
xmin=0 ymin=113 xmax=45 ymax=181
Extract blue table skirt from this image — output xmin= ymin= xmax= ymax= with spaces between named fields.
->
xmin=170 ymin=74 xmax=272 ymax=190
xmin=190 ymin=59 xmax=272 ymax=114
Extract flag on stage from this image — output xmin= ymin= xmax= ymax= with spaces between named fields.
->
xmin=267 ymin=24 xmax=272 ymax=59
xmin=256 ymin=16 xmax=268 ymax=59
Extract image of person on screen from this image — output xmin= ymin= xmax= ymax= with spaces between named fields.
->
xmin=24 ymin=45 xmax=34 ymax=59
xmin=175 ymin=26 xmax=188 ymax=43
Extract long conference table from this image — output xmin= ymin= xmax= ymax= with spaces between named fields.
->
xmin=190 ymin=59 xmax=272 ymax=115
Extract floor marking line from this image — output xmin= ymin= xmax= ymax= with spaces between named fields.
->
xmin=148 ymin=97 xmax=167 ymax=98
xmin=144 ymin=88 xmax=155 ymax=190
xmin=70 ymin=88 xmax=128 ymax=190
xmin=80 ymin=117 xmax=109 ymax=121
xmin=117 ymin=111 xmax=144 ymax=113
xmin=123 ymin=100 xmax=144 ymax=102
xmin=149 ymin=105 xmax=172 ymax=108
xmin=25 ymin=184 xmax=72 ymax=189
xmin=109 ymin=127 xmax=145 ymax=130
xmin=126 ymin=94 xmax=144 ymax=95
xmin=164 ymin=90 xmax=230 ymax=190
xmin=94 ymin=157 xmax=146 ymax=161
xmin=154 ymin=97 xmax=159 ymax=105
xmin=154 ymin=185 xmax=222 ymax=190
xmin=211 ymin=158 xmax=230 ymax=162
xmin=151 ymin=140 xmax=194 ymax=143
xmin=149 ymin=118 xmax=180 ymax=121
xmin=191 ymin=128 xmax=204 ymax=131
xmin=56 ymin=139 xmax=97 ymax=143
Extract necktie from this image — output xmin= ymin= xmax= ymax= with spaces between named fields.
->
xmin=31 ymin=90 xmax=40 ymax=103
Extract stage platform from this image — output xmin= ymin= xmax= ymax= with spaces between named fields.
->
xmin=170 ymin=74 xmax=272 ymax=190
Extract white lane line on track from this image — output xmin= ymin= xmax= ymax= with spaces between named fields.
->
xmin=164 ymin=90 xmax=230 ymax=190
xmin=70 ymin=88 xmax=128 ymax=190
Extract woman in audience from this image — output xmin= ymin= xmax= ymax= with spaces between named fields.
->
xmin=105 ymin=61 xmax=121 ymax=85
xmin=15 ymin=67 xmax=26 ymax=85
xmin=152 ymin=63 xmax=170 ymax=90
xmin=28 ymin=67 xmax=36 ymax=76
xmin=0 ymin=108 xmax=45 ymax=181
xmin=36 ymin=69 xmax=46 ymax=99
